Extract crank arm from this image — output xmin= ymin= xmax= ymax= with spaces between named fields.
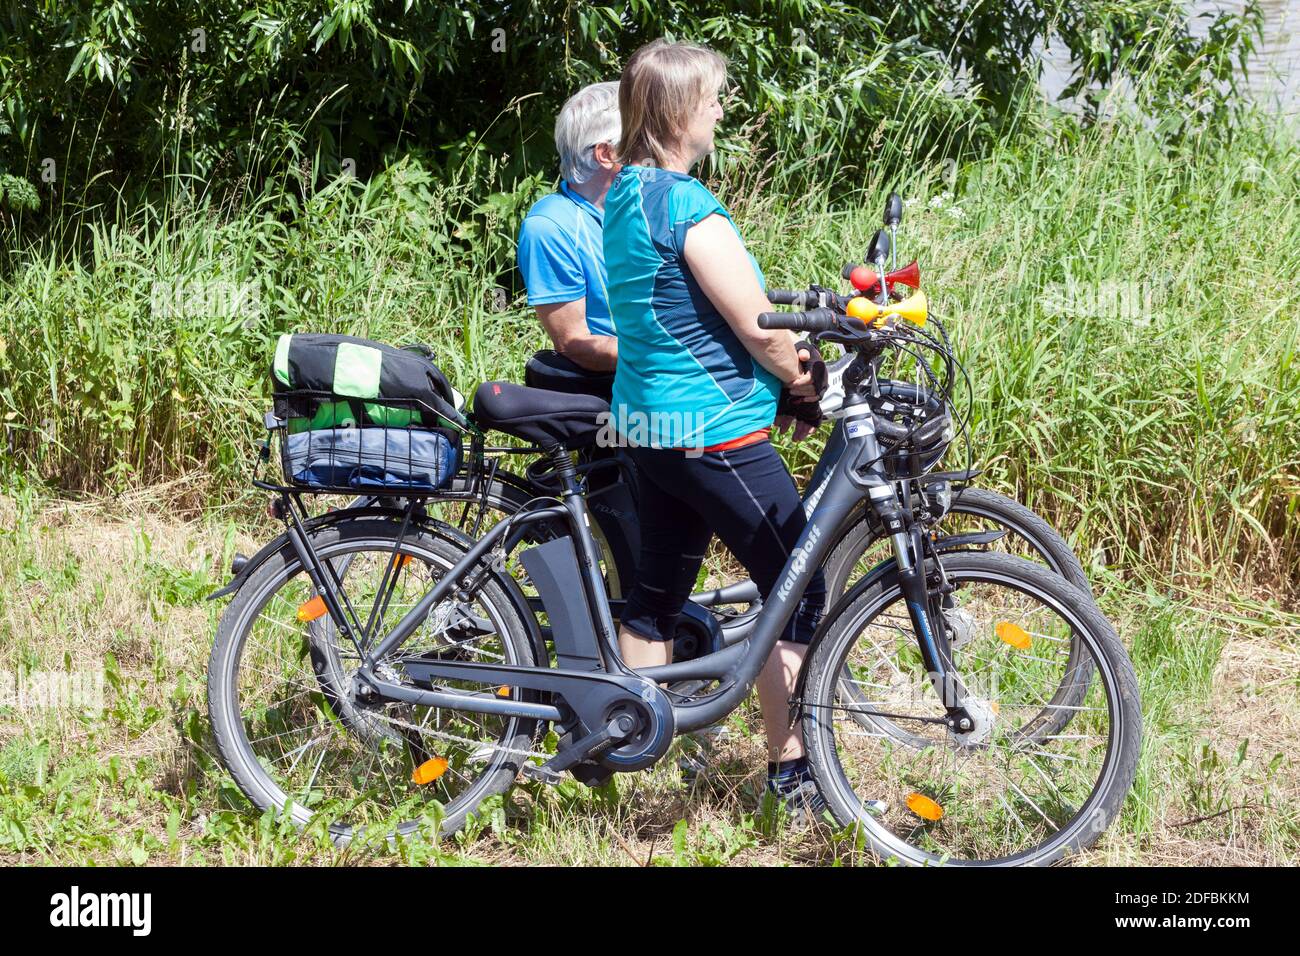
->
xmin=539 ymin=717 xmax=631 ymax=776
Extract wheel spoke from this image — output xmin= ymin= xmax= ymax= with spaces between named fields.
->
xmin=216 ymin=527 xmax=531 ymax=840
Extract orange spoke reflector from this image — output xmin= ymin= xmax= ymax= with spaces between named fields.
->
xmin=396 ymin=554 xmax=412 ymax=568
xmin=412 ymin=756 xmax=449 ymax=785
xmin=995 ymin=620 xmax=1032 ymax=650
xmin=496 ymin=686 xmax=511 ymax=698
xmin=990 ymin=701 xmax=1001 ymax=715
xmin=906 ymin=793 xmax=944 ymax=821
xmin=296 ymin=595 xmax=327 ymax=623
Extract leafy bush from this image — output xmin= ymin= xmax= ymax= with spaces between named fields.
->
xmin=0 ymin=1 xmax=1263 ymax=223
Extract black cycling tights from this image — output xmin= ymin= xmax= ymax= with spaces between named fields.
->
xmin=620 ymin=440 xmax=826 ymax=646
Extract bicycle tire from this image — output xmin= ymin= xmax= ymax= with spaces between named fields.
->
xmin=208 ymin=519 xmax=539 ymax=843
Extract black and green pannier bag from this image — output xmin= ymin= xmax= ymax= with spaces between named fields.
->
xmin=271 ymin=333 xmax=466 ymax=491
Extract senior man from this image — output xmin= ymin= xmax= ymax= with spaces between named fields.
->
xmin=517 ymin=81 xmax=621 ymax=372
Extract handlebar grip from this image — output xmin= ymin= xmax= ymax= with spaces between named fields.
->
xmin=757 ymin=307 xmax=837 ymax=332
xmin=766 ymin=288 xmax=803 ymax=307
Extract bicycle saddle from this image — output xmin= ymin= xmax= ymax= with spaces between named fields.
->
xmin=472 ymin=380 xmax=609 ymax=449
xmin=524 ymin=349 xmax=614 ymax=402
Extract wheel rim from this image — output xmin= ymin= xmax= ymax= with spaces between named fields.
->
xmin=814 ymin=564 xmax=1129 ymax=865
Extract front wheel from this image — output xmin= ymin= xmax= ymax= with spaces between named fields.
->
xmin=801 ymin=552 xmax=1141 ymax=866
xmin=825 ymin=487 xmax=1096 ymax=740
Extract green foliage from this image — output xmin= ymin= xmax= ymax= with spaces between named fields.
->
xmin=0 ymin=0 xmax=1263 ymax=220
xmin=654 ymin=816 xmax=758 ymax=865
xmin=1 ymin=98 xmax=1297 ymax=582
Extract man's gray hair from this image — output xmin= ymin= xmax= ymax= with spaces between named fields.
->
xmin=554 ymin=81 xmax=621 ymax=185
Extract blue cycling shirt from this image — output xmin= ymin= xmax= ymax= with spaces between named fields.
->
xmin=517 ymin=181 xmax=613 ymax=337
xmin=603 ymin=166 xmax=779 ymax=448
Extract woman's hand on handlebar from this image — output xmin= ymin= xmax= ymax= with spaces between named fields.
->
xmin=786 ymin=363 xmax=818 ymax=399
xmin=774 ymin=341 xmax=824 ymax=441
xmin=774 ymin=408 xmax=819 ymax=442
xmin=786 ymin=340 xmax=825 ymax=399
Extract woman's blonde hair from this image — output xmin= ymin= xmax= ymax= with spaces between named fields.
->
xmin=616 ymin=39 xmax=727 ymax=168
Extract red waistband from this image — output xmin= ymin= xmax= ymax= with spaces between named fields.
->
xmin=702 ymin=428 xmax=771 ymax=452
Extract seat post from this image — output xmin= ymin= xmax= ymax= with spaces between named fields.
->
xmin=547 ymin=445 xmax=582 ymax=497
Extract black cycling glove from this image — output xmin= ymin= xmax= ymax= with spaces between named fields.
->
xmin=777 ymin=340 xmax=827 ymax=428
xmin=795 ymin=339 xmax=828 ymax=396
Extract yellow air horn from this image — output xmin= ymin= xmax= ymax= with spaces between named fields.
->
xmin=846 ymin=289 xmax=928 ymax=328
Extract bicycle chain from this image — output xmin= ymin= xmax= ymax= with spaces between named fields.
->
xmin=360 ymin=705 xmax=553 ymax=763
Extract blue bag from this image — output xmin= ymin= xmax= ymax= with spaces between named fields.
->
xmin=284 ymin=426 xmax=460 ymax=491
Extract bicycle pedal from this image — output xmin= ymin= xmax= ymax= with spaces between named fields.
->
xmin=521 ymin=763 xmax=563 ymax=786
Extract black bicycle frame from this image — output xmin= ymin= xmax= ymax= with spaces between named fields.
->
xmin=282 ymin=382 xmax=972 ymax=750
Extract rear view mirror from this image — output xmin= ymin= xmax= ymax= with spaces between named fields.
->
xmin=866 ymin=229 xmax=891 ymax=265
xmin=884 ymin=192 xmax=903 ymax=227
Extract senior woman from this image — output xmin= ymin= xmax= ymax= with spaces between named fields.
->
xmin=603 ymin=39 xmax=828 ymax=812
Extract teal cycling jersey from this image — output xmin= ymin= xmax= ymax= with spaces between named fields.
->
xmin=603 ymin=165 xmax=779 ymax=449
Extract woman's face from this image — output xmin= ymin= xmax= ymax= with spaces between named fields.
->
xmin=682 ymin=87 xmax=724 ymax=166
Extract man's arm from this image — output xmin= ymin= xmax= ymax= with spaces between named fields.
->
xmin=536 ymin=298 xmax=618 ymax=372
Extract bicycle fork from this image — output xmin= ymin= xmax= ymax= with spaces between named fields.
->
xmin=844 ymin=408 xmax=973 ymax=731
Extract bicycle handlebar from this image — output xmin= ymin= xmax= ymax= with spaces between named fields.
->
xmin=768 ymin=287 xmax=858 ymax=312
xmin=766 ymin=288 xmax=803 ymax=306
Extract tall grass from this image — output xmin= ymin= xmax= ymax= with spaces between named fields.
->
xmin=1 ymin=100 xmax=1297 ymax=587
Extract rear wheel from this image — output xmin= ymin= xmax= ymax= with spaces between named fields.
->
xmin=825 ymin=486 xmax=1092 ymax=598
xmin=208 ymin=519 xmax=539 ymax=842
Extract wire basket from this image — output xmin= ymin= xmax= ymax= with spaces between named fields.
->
xmin=272 ymin=390 xmax=463 ymax=494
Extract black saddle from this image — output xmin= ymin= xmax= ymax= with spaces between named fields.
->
xmin=524 ymin=349 xmax=614 ymax=402
xmin=472 ymin=380 xmax=609 ymax=449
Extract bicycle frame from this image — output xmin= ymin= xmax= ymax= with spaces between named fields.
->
xmin=276 ymin=380 xmax=974 ymax=756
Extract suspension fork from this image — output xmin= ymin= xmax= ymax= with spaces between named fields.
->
xmin=845 ymin=410 xmax=971 ymax=727
xmin=887 ymin=507 xmax=973 ymax=728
